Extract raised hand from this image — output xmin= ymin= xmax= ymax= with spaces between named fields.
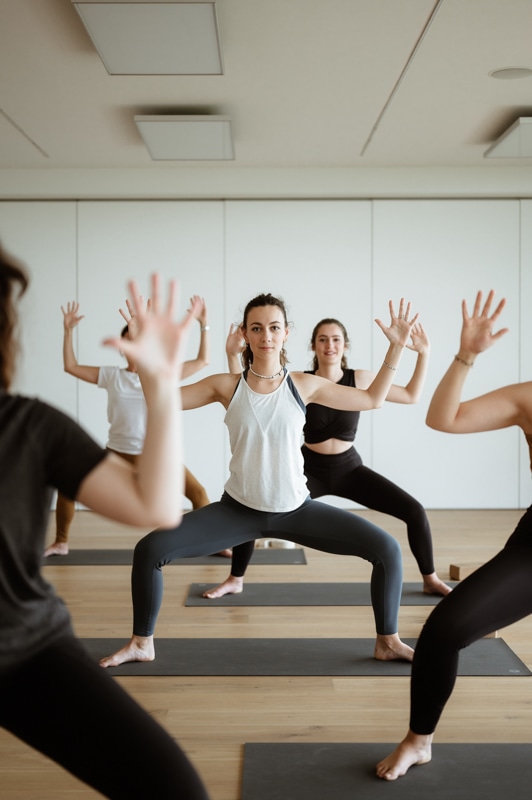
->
xmin=375 ymin=298 xmax=420 ymax=348
xmin=407 ymin=321 xmax=430 ymax=355
xmin=61 ymin=301 xmax=84 ymax=331
xmin=188 ymin=295 xmax=207 ymax=326
xmin=105 ymin=276 xmax=201 ymax=381
xmin=119 ymin=295 xmax=150 ymax=340
xmin=460 ymin=290 xmax=508 ymax=356
xmin=226 ymin=322 xmax=245 ymax=357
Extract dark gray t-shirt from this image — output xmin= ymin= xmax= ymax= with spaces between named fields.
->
xmin=0 ymin=392 xmax=106 ymax=672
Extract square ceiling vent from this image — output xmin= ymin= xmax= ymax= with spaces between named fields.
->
xmin=484 ymin=118 xmax=532 ymax=158
xmin=135 ymin=115 xmax=234 ymax=160
xmin=72 ymin=1 xmax=223 ymax=75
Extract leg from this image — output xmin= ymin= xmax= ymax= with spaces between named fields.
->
xmin=342 ymin=466 xmax=450 ymax=595
xmin=202 ymin=539 xmax=255 ymax=598
xmin=268 ymin=499 xmax=413 ymax=661
xmin=0 ymin=636 xmax=210 ymax=799
xmin=304 ymin=447 xmax=449 ymax=595
xmin=44 ymin=492 xmax=76 ymax=556
xmin=101 ymin=496 xmax=267 ymax=667
xmin=377 ymin=511 xmax=532 ymax=779
xmin=184 ymin=465 xmax=232 ymax=557
xmin=184 ymin=465 xmax=210 ymax=509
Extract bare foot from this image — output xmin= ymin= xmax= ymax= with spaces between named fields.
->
xmin=99 ymin=635 xmax=155 ymax=668
xmin=374 ymin=633 xmax=414 ymax=662
xmin=216 ymin=549 xmax=233 ymax=558
xmin=422 ymin=572 xmax=452 ymax=596
xmin=202 ymin=575 xmax=243 ymax=599
xmin=376 ymin=731 xmax=433 ymax=780
xmin=44 ymin=541 xmax=69 ymax=557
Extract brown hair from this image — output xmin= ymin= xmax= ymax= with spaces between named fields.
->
xmin=309 ymin=318 xmax=350 ymax=372
xmin=240 ymin=292 xmax=290 ymax=370
xmin=0 ymin=243 xmax=29 ymax=390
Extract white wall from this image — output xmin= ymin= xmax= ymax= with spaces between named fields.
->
xmin=1 ymin=198 xmax=528 ymax=509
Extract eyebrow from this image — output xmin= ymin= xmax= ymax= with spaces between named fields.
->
xmin=249 ymin=319 xmax=283 ymax=326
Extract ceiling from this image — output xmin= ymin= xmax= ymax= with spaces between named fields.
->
xmin=1 ymin=0 xmax=532 ymax=171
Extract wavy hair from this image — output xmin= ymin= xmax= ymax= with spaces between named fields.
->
xmin=0 ymin=243 xmax=29 ymax=391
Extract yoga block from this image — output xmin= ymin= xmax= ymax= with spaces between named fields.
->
xmin=450 ymin=562 xmax=482 ymax=580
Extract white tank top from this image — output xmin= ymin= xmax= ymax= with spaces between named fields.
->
xmin=224 ymin=370 xmax=308 ymax=512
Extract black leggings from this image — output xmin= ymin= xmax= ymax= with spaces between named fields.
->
xmin=410 ymin=505 xmax=532 ymax=734
xmin=230 ymin=446 xmax=434 ymax=578
xmin=132 ymin=493 xmax=403 ymax=636
xmin=0 ymin=635 xmax=209 ymax=800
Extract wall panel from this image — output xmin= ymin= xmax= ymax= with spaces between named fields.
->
xmin=373 ymin=200 xmax=520 ymax=508
xmin=77 ymin=201 xmax=227 ymax=507
xmin=225 ymin=200 xmax=372 ymax=508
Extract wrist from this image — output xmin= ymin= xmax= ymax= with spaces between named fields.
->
xmin=454 ymin=351 xmax=476 ymax=367
xmin=200 ymin=323 xmax=210 ymax=332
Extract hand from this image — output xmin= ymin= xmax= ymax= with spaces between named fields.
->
xmin=104 ymin=276 xmax=201 ymax=381
xmin=61 ymin=301 xmax=84 ymax=331
xmin=188 ymin=295 xmax=207 ymax=326
xmin=119 ymin=296 xmax=150 ymax=340
xmin=407 ymin=321 xmax=430 ymax=355
xmin=226 ymin=322 xmax=245 ymax=357
xmin=375 ymin=298 xmax=420 ymax=348
xmin=459 ymin=290 xmax=508 ymax=356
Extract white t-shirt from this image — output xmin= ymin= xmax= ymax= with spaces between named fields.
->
xmin=97 ymin=366 xmax=146 ymax=455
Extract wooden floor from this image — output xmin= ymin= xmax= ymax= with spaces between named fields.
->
xmin=3 ymin=508 xmax=532 ymax=798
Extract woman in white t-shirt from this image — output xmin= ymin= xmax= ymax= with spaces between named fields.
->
xmin=44 ymin=296 xmax=231 ymax=556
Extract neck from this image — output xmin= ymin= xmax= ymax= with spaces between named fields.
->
xmin=315 ymin=363 xmax=344 ymax=382
xmin=249 ymin=363 xmax=284 ymax=380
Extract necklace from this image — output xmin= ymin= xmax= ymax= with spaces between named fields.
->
xmin=249 ymin=365 xmax=284 ymax=380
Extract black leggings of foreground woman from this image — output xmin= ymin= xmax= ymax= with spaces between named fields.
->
xmin=375 ymin=290 xmax=532 ymax=782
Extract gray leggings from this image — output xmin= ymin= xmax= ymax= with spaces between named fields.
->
xmin=132 ymin=492 xmax=403 ymax=637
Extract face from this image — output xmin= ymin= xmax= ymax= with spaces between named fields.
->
xmin=312 ymin=323 xmax=346 ymax=365
xmin=243 ymin=305 xmax=288 ymax=360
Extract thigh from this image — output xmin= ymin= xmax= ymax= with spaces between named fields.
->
xmin=0 ymin=637 xmax=209 ymax=800
xmin=342 ymin=465 xmax=419 ymax=518
xmin=134 ymin=496 xmax=267 ymax=565
xmin=423 ymin=541 xmax=532 ymax=647
xmin=272 ymin=499 xmax=401 ymax=563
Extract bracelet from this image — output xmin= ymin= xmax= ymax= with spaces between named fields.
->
xmin=201 ymin=325 xmax=210 ymax=332
xmin=454 ymin=354 xmax=474 ymax=367
xmin=383 ymin=360 xmax=397 ymax=371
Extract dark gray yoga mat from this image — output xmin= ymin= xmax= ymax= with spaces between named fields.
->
xmin=81 ymin=637 xmax=531 ymax=677
xmin=185 ymin=581 xmax=457 ymax=606
xmin=42 ymin=547 xmax=306 ymax=566
xmin=241 ymin=742 xmax=532 ymax=800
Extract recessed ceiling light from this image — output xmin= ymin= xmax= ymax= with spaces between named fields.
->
xmin=134 ymin=115 xmax=234 ymax=160
xmin=489 ymin=67 xmax=532 ymax=80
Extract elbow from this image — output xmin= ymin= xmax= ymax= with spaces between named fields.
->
xmin=425 ymin=413 xmax=449 ymax=433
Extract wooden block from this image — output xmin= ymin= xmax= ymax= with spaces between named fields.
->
xmin=449 ymin=562 xmax=483 ymax=580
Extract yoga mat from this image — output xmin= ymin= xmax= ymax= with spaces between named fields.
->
xmin=241 ymin=742 xmax=532 ymax=800
xmin=81 ymin=637 xmax=531 ymax=677
xmin=42 ymin=547 xmax=306 ymax=567
xmin=185 ymin=581 xmax=457 ymax=607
